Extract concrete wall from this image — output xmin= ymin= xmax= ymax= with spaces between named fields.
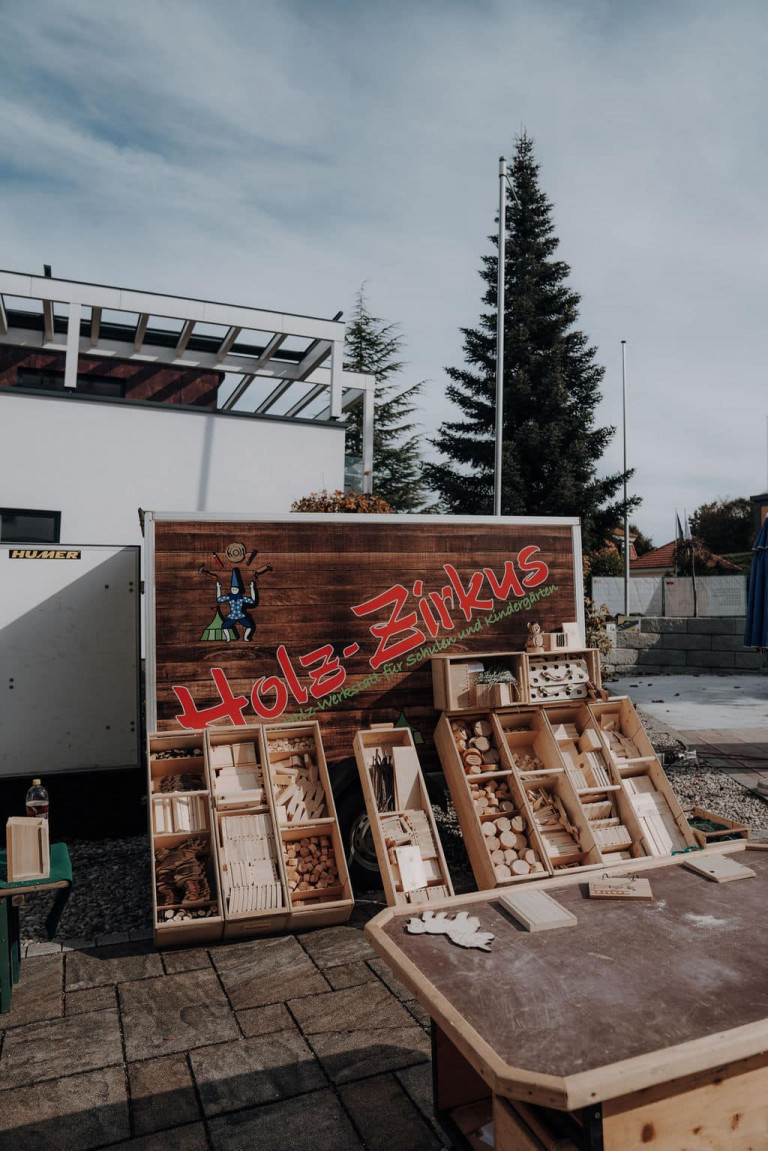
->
xmin=1 ymin=391 xmax=345 ymax=548
xmin=604 ymin=617 xmax=768 ymax=675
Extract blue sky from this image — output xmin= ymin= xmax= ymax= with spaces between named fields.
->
xmin=3 ymin=0 xmax=767 ymax=543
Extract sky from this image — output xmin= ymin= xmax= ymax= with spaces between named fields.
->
xmin=2 ymin=0 xmax=767 ymax=545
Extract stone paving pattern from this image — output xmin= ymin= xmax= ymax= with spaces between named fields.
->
xmin=0 ymin=918 xmax=450 ymax=1150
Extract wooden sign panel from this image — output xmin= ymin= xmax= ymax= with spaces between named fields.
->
xmin=146 ymin=514 xmax=580 ymax=771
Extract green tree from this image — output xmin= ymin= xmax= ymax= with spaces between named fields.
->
xmin=629 ymin=523 xmax=654 ymax=557
xmin=689 ymin=498 xmax=753 ymax=554
xmin=424 ymin=132 xmax=635 ymax=550
xmin=343 ymin=287 xmax=428 ymax=512
xmin=588 ymin=547 xmax=624 ymax=578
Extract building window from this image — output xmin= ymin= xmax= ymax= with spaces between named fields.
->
xmin=16 ymin=369 xmax=126 ymax=398
xmin=0 ymin=508 xmax=61 ymax=543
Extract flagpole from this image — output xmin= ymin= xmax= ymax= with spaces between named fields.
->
xmin=494 ymin=157 xmax=507 ymax=517
xmin=622 ymin=341 xmax=629 ymax=616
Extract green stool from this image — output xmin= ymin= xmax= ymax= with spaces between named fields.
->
xmin=0 ymin=843 xmax=72 ymax=1014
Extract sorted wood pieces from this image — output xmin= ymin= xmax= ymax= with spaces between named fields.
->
xmin=551 ymin=719 xmax=612 ymax=791
xmin=589 ymin=876 xmax=654 ymax=900
xmin=153 ymin=746 xmax=203 ymax=760
xmin=6 ymin=816 xmax=49 ymax=881
xmin=368 ymin=749 xmax=395 ymax=812
xmin=526 ymin=786 xmax=582 ymax=863
xmin=507 ymin=747 xmax=545 ymax=774
xmin=598 ymin=717 xmax=641 ymax=765
xmin=451 ymin=717 xmax=501 ymax=774
xmin=153 ymin=794 xmax=208 ymax=835
xmin=623 ymin=775 xmax=689 ymax=855
xmin=155 ymin=836 xmax=211 ymax=909
xmin=683 ymin=854 xmax=756 ymax=884
xmin=268 ymin=738 xmax=327 ymax=824
xmin=580 ymin=794 xmax=632 ymax=852
xmin=469 ymin=777 xmax=517 ymax=815
xmin=405 ymin=909 xmax=494 ymax=951
xmin=283 ymin=834 xmax=341 ymax=904
xmin=160 ymin=905 xmax=218 ymax=923
xmin=498 ymin=888 xmax=577 ymax=932
xmin=219 ymin=813 xmax=284 ymax=915
xmin=157 ymin=773 xmax=205 ymax=793
xmin=482 ymin=812 xmax=544 ymax=882
xmin=528 ymin=657 xmax=590 ymax=702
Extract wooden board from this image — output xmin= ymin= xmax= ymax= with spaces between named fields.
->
xmin=498 ymin=888 xmax=577 ymax=931
xmin=683 ymin=853 xmax=756 ymax=883
xmin=589 ymin=877 xmax=653 ymax=900
xmin=147 ymin=516 xmax=580 ymax=773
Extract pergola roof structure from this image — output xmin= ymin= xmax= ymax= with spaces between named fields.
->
xmin=0 ymin=269 xmax=375 ymax=488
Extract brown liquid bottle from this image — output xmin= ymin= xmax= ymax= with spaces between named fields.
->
xmin=26 ymin=778 xmax=49 ymax=819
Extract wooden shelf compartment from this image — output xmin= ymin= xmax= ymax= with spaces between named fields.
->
xmin=578 ymin=789 xmax=646 ymax=859
xmin=280 ymin=819 xmax=353 ymax=928
xmin=438 ymin=708 xmax=508 ymax=780
xmin=685 ymin=805 xmax=750 ymax=849
xmin=353 ymin=724 xmax=454 ymax=908
xmin=618 ymin=757 xmax=698 ymax=856
xmin=520 ymin=772 xmax=602 ymax=872
xmin=215 ymin=808 xmax=290 ymax=933
xmin=152 ymin=792 xmax=211 ymax=836
xmin=588 ymin=697 xmax=658 ymax=769
xmin=526 ymin=648 xmax=602 ymax=703
xmin=262 ymin=721 xmax=333 ymax=827
xmin=540 ymin=702 xmax=618 ymax=794
xmin=206 ymin=726 xmax=268 ymax=811
xmin=431 ymin=650 xmax=528 ymax=711
xmin=493 ymin=708 xmax=565 ymax=776
xmin=149 ymin=730 xmax=207 ymax=795
xmin=152 ymin=828 xmax=224 ymax=946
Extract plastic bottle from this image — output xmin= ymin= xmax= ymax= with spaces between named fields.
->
xmin=26 ymin=779 xmax=49 ymax=820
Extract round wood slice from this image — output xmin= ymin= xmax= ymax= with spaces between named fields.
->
xmin=495 ymin=817 xmax=511 ymax=833
xmin=503 ymin=849 xmax=518 ymax=864
xmin=524 ymin=849 xmax=537 ymax=864
xmin=511 ymin=859 xmax=531 ymax=875
xmin=463 ymin=751 xmax=483 ymax=767
xmin=482 ymin=822 xmax=497 ymax=837
xmin=511 ymin=816 xmax=526 ymax=833
xmin=473 ymin=736 xmax=491 ymax=753
xmin=494 ymin=864 xmax=512 ymax=880
xmin=499 ymin=830 xmax=516 ymax=849
xmin=514 ymin=833 xmax=528 ymax=850
xmin=482 ymin=749 xmax=500 ymax=764
xmin=474 ymin=720 xmax=493 ymax=737
xmin=485 ymin=835 xmax=500 ymax=851
xmin=491 ymin=849 xmax=505 ymax=864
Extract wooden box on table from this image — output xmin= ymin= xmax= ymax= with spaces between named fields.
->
xmin=526 ymin=648 xmax=602 ymax=703
xmin=262 ymin=721 xmax=353 ymax=929
xmin=686 ymin=805 xmax=750 ymax=849
xmin=148 ymin=730 xmax=223 ymax=946
xmin=431 ymin=652 xmax=528 ymax=711
xmin=353 ymin=724 xmax=453 ymax=907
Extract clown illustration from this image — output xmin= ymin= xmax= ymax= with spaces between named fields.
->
xmin=198 ymin=544 xmax=272 ymax=642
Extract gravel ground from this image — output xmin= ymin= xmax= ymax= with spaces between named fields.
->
xmin=20 ymin=716 xmax=767 ymax=942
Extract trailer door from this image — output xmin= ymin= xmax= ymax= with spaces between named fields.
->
xmin=0 ymin=544 xmax=140 ymax=776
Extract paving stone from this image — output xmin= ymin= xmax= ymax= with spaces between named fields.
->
xmin=190 ymin=1028 xmax=326 ymax=1116
xmin=119 ymin=969 xmax=239 ymax=1061
xmin=309 ymin=1024 xmax=431 ymax=1084
xmin=109 ymin=1122 xmax=209 ymax=1150
xmin=299 ymin=925 xmax=376 ymax=968
xmin=0 ymin=1065 xmax=129 ymax=1150
xmin=0 ymin=1008 xmax=123 ymax=1089
xmin=61 ymin=937 xmax=96 ymax=952
xmin=25 ymin=941 xmax=62 ymax=955
xmin=207 ymin=1089 xmax=362 ymax=1150
xmin=211 ymin=934 xmax=329 ymax=1009
xmin=66 ymin=984 xmax=118 ymax=1016
xmin=1 ymin=953 xmax=63 ymax=1028
xmin=367 ymin=956 xmax=416 ymax=1001
xmin=396 ymin=1062 xmax=454 ymax=1147
xmin=289 ymin=981 xmax=414 ymax=1034
xmin=406 ymin=999 xmax=432 ymax=1030
xmin=129 ymin=1053 xmax=200 ymax=1135
xmin=162 ymin=948 xmax=212 ymax=975
xmin=340 ymin=1072 xmax=442 ymax=1150
xmin=237 ymin=1002 xmax=293 ymax=1037
xmin=66 ymin=942 xmax=163 ymax=990
xmin=324 ymin=960 xmax=378 ymax=989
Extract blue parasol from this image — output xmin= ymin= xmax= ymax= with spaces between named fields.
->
xmin=744 ymin=518 xmax=768 ymax=648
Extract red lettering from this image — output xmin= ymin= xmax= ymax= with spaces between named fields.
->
xmin=518 ymin=545 xmax=549 ymax=589
xmin=352 ymin=584 xmax=426 ymax=670
xmin=251 ymin=676 xmax=289 ymax=719
xmin=483 ymin=559 xmax=525 ymax=600
xmin=417 ymin=596 xmax=440 ymax=637
xmin=276 ymin=644 xmax=308 ymax=705
xmin=428 ymin=587 xmax=455 ymax=630
xmin=300 ymin=644 xmax=346 ymax=698
xmin=442 ymin=565 xmax=494 ymax=622
xmin=173 ymin=667 xmax=249 ymax=729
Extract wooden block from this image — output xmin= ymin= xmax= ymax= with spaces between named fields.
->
xmin=498 ymin=888 xmax=576 ymax=931
xmin=6 ymin=817 xmax=50 ymax=881
xmin=392 ymin=746 xmax=422 ymax=810
xmin=589 ymin=877 xmax=654 ymax=900
xmin=684 ymin=854 xmax=756 ymax=884
xmin=394 ymin=845 xmax=428 ymax=893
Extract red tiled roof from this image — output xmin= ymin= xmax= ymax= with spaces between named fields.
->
xmin=631 ymin=541 xmax=742 ymax=573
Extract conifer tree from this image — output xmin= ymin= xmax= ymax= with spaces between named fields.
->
xmin=424 ymin=133 xmax=635 ymax=549
xmin=343 ymin=286 xmax=428 ymax=511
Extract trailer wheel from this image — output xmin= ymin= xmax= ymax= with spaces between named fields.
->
xmin=333 ymin=762 xmax=382 ymax=890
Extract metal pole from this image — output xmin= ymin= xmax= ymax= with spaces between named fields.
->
xmin=622 ymin=341 xmax=630 ymax=616
xmin=494 ymin=157 xmax=507 ymax=517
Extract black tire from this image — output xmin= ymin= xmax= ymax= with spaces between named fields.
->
xmin=332 ymin=760 xmax=382 ymax=891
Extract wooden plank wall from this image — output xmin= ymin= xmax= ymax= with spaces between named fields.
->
xmin=152 ymin=519 xmax=577 ymax=771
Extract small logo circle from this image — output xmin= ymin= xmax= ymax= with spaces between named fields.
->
xmin=225 ymin=542 xmax=247 ymax=563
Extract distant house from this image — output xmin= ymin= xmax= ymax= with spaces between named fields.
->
xmin=630 ymin=541 xmax=742 ymax=578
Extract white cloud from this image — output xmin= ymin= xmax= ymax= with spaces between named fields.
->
xmin=2 ymin=0 xmax=767 ymax=543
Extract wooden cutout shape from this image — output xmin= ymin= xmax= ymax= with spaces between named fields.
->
xmin=498 ymin=889 xmax=577 ymax=932
xmin=684 ymin=854 xmax=756 ymax=884
xmin=589 ymin=877 xmax=654 ymax=901
xmin=405 ymin=910 xmax=494 ymax=951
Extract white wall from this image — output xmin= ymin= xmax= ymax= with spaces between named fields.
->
xmin=1 ymin=392 xmax=345 ymax=547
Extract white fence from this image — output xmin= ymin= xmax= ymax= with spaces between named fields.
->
xmin=592 ymin=575 xmax=746 ymax=618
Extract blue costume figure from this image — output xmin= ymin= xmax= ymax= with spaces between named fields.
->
xmin=216 ymin=567 xmax=257 ymax=641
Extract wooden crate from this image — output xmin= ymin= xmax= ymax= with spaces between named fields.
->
xmin=435 ymin=711 xmax=552 ymax=889
xmin=431 ymin=651 xmax=528 ymax=711
xmin=6 ymin=817 xmax=49 ymax=881
xmin=686 ymin=806 xmax=750 ymax=849
xmin=493 ymin=707 xmax=565 ymax=776
xmin=353 ymin=724 xmax=454 ymax=907
xmin=519 ymin=771 xmax=603 ymax=872
xmin=279 ymin=818 xmax=354 ymax=928
xmin=262 ymin=721 xmax=332 ymax=827
xmin=526 ymin=648 xmax=602 ymax=703
xmin=148 ymin=730 xmax=223 ymax=947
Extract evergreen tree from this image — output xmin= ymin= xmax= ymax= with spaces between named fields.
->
xmin=424 ymin=133 xmax=635 ymax=549
xmin=343 ymin=286 xmax=428 ymax=512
